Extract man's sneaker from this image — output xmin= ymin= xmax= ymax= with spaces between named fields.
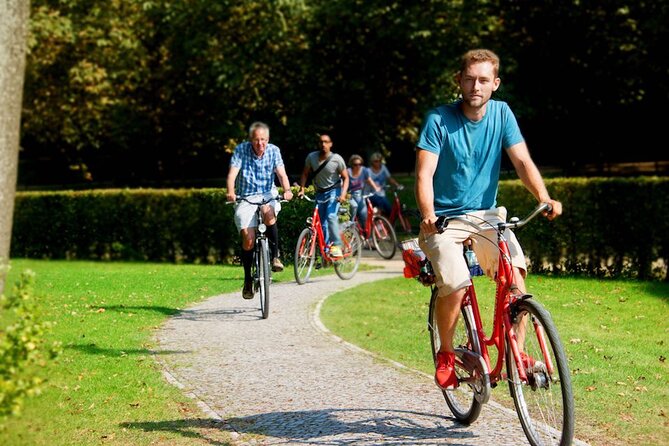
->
xmin=242 ymin=279 xmax=254 ymax=299
xmin=435 ymin=351 xmax=458 ymax=390
xmin=329 ymin=245 xmax=343 ymax=258
xmin=271 ymin=257 xmax=284 ymax=272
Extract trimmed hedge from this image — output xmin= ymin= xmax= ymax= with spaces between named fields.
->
xmin=10 ymin=177 xmax=669 ymax=280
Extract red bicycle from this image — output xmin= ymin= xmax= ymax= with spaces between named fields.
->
xmin=354 ymin=192 xmax=397 ymax=259
xmin=402 ymin=203 xmax=574 ymax=445
xmin=386 ymin=184 xmax=417 ymax=235
xmin=293 ymin=195 xmax=362 ymax=284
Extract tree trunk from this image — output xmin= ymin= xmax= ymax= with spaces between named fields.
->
xmin=0 ymin=0 xmax=30 ymax=294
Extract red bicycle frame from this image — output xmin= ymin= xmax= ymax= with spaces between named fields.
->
xmin=303 ymin=201 xmax=353 ymax=263
xmin=388 ymin=188 xmax=411 ymax=232
xmin=461 ymin=233 xmax=553 ymax=385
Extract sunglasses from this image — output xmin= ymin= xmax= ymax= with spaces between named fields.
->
xmin=352 ymin=163 xmax=362 ymax=166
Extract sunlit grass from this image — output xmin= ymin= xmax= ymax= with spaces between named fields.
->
xmin=0 ymin=259 xmax=301 ymax=445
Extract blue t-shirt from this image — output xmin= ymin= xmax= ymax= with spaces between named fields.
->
xmin=364 ymin=164 xmax=391 ymax=196
xmin=416 ymin=99 xmax=523 ymax=216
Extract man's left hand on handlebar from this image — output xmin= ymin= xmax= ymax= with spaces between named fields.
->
xmin=543 ymin=199 xmax=562 ymax=220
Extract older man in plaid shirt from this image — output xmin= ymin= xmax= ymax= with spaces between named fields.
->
xmin=226 ymin=121 xmax=294 ymax=299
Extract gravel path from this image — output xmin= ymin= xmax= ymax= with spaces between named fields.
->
xmin=154 ymin=253 xmax=589 ymax=445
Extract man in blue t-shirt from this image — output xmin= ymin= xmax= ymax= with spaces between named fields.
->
xmin=415 ymin=49 xmax=562 ymax=390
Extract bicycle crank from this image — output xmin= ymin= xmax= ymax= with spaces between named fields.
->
xmin=455 ymin=348 xmax=491 ymax=404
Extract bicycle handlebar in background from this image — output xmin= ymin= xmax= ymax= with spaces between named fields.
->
xmin=225 ymin=195 xmax=286 ymax=206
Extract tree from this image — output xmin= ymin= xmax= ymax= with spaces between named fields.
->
xmin=0 ymin=0 xmax=30 ymax=294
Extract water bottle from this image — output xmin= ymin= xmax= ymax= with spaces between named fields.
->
xmin=464 ymin=244 xmax=484 ymax=277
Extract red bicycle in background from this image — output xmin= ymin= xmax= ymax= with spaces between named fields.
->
xmin=386 ymin=184 xmax=418 ymax=235
xmin=293 ymin=195 xmax=362 ymax=284
xmin=354 ymin=192 xmax=397 ymax=259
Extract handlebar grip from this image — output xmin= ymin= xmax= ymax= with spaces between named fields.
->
xmin=435 ymin=215 xmax=449 ymax=234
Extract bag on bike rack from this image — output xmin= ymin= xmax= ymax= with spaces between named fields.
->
xmin=399 ymin=239 xmax=436 ymax=286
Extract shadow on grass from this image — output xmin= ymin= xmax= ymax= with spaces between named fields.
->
xmin=120 ymin=418 xmax=232 ymax=445
xmin=120 ymin=407 xmax=468 ymax=445
xmin=104 ymin=304 xmax=181 ymax=316
xmin=67 ymin=343 xmax=189 ymax=357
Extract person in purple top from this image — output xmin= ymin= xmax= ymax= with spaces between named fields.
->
xmin=347 ymin=154 xmax=379 ymax=232
xmin=226 ymin=121 xmax=293 ymax=299
xmin=414 ymin=49 xmax=562 ymax=390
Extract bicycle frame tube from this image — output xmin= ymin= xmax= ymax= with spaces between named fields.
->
xmin=496 ymin=234 xmax=530 ymax=383
xmin=389 ymin=192 xmax=401 ymax=224
xmin=354 ymin=197 xmax=374 ymax=239
xmin=465 ymin=231 xmax=530 ymax=384
xmin=308 ymin=204 xmax=327 ymax=258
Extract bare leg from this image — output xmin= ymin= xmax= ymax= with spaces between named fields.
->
xmin=436 ymin=287 xmax=467 ymax=353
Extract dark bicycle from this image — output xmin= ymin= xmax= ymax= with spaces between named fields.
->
xmin=229 ymin=194 xmax=286 ymax=319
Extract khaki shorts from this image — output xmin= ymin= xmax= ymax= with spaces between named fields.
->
xmin=418 ymin=207 xmax=526 ymax=297
xmin=234 ymin=192 xmax=282 ymax=232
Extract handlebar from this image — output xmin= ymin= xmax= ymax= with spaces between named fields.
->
xmin=298 ymin=194 xmax=343 ymax=205
xmin=226 ymin=195 xmax=286 ymax=206
xmin=435 ymin=202 xmax=552 ymax=234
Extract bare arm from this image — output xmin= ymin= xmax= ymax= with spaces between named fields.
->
xmin=365 ymin=176 xmax=380 ymax=192
xmin=275 ymin=165 xmax=293 ymax=201
xmin=339 ymin=167 xmax=349 ymax=202
xmin=415 ymin=148 xmax=439 ymax=233
xmin=298 ymin=165 xmax=311 ymax=196
xmin=507 ymin=142 xmax=562 ymax=220
xmin=226 ymin=166 xmax=240 ymax=202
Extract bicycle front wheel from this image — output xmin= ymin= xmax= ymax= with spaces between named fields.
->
xmin=429 ymin=287 xmax=485 ymax=424
xmin=258 ymin=238 xmax=271 ymax=319
xmin=371 ymin=215 xmax=397 ymax=259
xmin=506 ymin=298 xmax=574 ymax=446
xmin=334 ymin=224 xmax=362 ymax=280
xmin=294 ymin=228 xmax=316 ymax=285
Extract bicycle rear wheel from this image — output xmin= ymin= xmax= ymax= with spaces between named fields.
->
xmin=257 ymin=238 xmax=271 ymax=319
xmin=506 ymin=298 xmax=574 ymax=446
xmin=334 ymin=224 xmax=362 ymax=280
xmin=294 ymin=228 xmax=316 ymax=285
xmin=371 ymin=215 xmax=397 ymax=259
xmin=428 ymin=287 xmax=486 ymax=424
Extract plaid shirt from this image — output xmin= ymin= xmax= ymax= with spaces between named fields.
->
xmin=229 ymin=141 xmax=285 ymax=197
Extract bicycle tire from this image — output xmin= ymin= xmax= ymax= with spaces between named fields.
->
xmin=334 ymin=224 xmax=362 ymax=280
xmin=506 ymin=298 xmax=574 ymax=446
xmin=428 ymin=287 xmax=485 ymax=424
xmin=258 ymin=238 xmax=271 ymax=319
xmin=371 ymin=215 xmax=397 ymax=259
xmin=294 ymin=228 xmax=316 ymax=285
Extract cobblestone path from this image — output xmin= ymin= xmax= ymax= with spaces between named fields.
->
xmin=154 ymin=255 xmax=589 ymax=446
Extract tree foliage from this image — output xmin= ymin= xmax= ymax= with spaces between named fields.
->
xmin=19 ymin=0 xmax=669 ymax=187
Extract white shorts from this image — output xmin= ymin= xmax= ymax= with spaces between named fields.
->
xmin=234 ymin=192 xmax=282 ymax=232
xmin=418 ymin=207 xmax=526 ymax=296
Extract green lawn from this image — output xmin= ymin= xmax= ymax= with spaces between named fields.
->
xmin=1 ymin=259 xmax=667 ymax=446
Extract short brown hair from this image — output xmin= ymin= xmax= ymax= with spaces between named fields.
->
xmin=460 ymin=49 xmax=500 ymax=77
